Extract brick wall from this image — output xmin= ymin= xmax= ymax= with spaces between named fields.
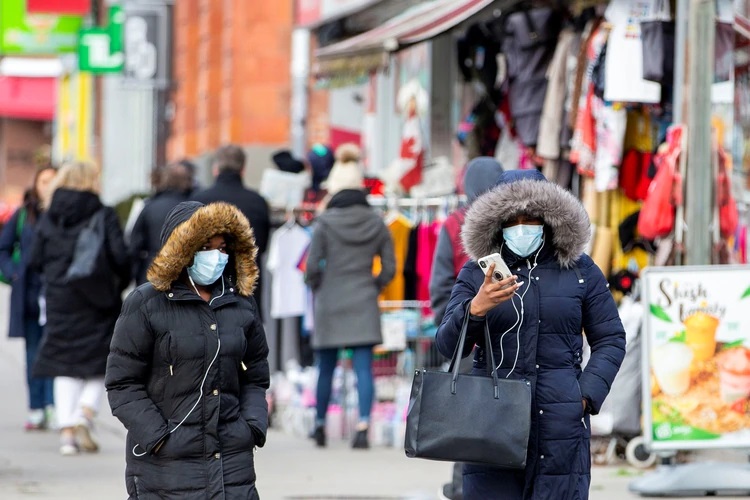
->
xmin=168 ymin=0 xmax=294 ymax=164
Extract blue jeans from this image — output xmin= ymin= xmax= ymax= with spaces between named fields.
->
xmin=25 ymin=319 xmax=54 ymax=410
xmin=315 ymin=346 xmax=374 ymax=425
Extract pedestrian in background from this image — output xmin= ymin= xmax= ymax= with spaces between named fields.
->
xmin=436 ymin=170 xmax=625 ymax=499
xmin=193 ymin=145 xmax=270 ymax=316
xmin=305 ymin=145 xmax=396 ymax=449
xmin=130 ymin=161 xmax=192 ymax=285
xmin=0 ymin=165 xmax=57 ymax=430
xmin=106 ymin=201 xmax=270 ymax=499
xmin=30 ymin=161 xmax=131 ymax=456
xmin=429 ymin=156 xmax=503 ymax=500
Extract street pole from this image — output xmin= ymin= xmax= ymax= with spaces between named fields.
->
xmin=672 ymin=0 xmax=689 ymax=265
xmin=684 ymin=0 xmax=715 ymax=266
xmin=290 ymin=29 xmax=311 ymax=159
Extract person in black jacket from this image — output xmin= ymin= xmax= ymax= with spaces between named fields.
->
xmin=192 ymin=145 xmax=270 ymax=316
xmin=30 ymin=161 xmax=131 ymax=456
xmin=130 ymin=161 xmax=192 ymax=285
xmin=106 ymin=201 xmax=270 ymax=500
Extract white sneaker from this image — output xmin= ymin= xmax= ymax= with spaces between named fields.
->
xmin=60 ymin=435 xmax=78 ymax=456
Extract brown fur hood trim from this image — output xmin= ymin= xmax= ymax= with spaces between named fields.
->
xmin=147 ymin=202 xmax=259 ymax=296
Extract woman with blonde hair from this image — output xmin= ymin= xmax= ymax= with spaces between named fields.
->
xmin=31 ymin=160 xmax=131 ymax=455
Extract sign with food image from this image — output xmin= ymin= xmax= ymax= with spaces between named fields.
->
xmin=642 ymin=266 xmax=750 ymax=450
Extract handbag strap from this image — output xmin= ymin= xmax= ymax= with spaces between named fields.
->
xmin=449 ymin=302 xmax=502 ymax=399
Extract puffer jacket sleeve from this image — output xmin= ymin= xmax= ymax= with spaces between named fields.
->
xmin=105 ymin=289 xmax=169 ymax=453
xmin=579 ymin=257 xmax=626 ymax=415
xmin=304 ymin=221 xmax=326 ymax=291
xmin=435 ymin=262 xmax=484 ymax=360
xmin=103 ymin=207 xmax=133 ymax=290
xmin=375 ymin=223 xmax=396 ymax=290
xmin=239 ymin=297 xmax=271 ymax=447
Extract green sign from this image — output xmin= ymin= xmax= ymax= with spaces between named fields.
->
xmin=0 ymin=0 xmax=82 ymax=55
xmin=78 ymin=6 xmax=124 ymax=73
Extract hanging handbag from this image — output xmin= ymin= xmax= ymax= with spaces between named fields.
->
xmin=640 ymin=0 xmax=674 ymax=85
xmin=638 ymin=126 xmax=684 ymax=240
xmin=404 ymin=303 xmax=532 ymax=468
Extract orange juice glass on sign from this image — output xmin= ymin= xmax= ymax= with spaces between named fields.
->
xmin=683 ymin=313 xmax=720 ymax=362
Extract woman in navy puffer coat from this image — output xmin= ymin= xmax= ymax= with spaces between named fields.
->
xmin=436 ymin=170 xmax=626 ymax=499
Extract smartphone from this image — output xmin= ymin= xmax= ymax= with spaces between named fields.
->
xmin=477 ymin=253 xmax=513 ymax=283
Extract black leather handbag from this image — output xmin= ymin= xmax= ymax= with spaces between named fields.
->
xmin=404 ymin=305 xmax=532 ymax=468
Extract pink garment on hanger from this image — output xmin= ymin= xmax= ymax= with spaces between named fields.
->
xmin=417 ymin=221 xmax=441 ymax=314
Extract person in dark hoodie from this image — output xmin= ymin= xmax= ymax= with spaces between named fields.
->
xmin=129 ymin=161 xmax=193 ymax=285
xmin=430 ymin=157 xmax=503 ymax=500
xmin=106 ymin=201 xmax=270 ymax=499
xmin=30 ymin=161 xmax=131 ymax=455
xmin=193 ymin=144 xmax=270 ymax=316
xmin=436 ymin=170 xmax=626 ymax=499
xmin=304 ymin=149 xmax=396 ymax=450
xmin=0 ymin=165 xmax=57 ymax=430
xmin=430 ymin=157 xmax=504 ymax=325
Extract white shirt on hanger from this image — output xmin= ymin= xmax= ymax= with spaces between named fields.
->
xmin=266 ymin=223 xmax=311 ymax=319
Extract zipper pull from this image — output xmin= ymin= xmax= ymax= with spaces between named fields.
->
xmin=582 ymin=417 xmax=587 ymax=429
xmin=241 ymin=361 xmax=248 ymax=371
xmin=169 ymin=365 xmax=174 ymax=376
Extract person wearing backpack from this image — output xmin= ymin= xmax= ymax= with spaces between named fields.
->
xmin=30 ymin=161 xmax=131 ymax=456
xmin=0 ymin=165 xmax=57 ymax=431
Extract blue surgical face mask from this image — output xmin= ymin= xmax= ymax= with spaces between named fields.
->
xmin=503 ymin=224 xmax=544 ymax=258
xmin=188 ymin=249 xmax=229 ymax=286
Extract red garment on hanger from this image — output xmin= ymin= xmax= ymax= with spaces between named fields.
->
xmin=416 ymin=221 xmax=440 ymax=314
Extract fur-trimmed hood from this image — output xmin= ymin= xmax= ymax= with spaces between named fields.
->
xmin=461 ymin=175 xmax=591 ymax=268
xmin=147 ymin=202 xmax=259 ymax=296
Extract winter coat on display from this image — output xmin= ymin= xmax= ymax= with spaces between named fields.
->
xmin=30 ymin=189 xmax=131 ymax=379
xmin=105 ymin=201 xmax=270 ymax=500
xmin=0 ymin=206 xmax=42 ymax=338
xmin=305 ymin=190 xmax=396 ymax=349
xmin=436 ymin=171 xmax=626 ymax=500
xmin=129 ymin=189 xmax=189 ymax=285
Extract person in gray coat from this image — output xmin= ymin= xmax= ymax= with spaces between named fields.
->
xmin=305 ymin=150 xmax=396 ymax=450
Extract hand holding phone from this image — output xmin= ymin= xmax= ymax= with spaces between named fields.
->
xmin=470 ymin=256 xmax=522 ymax=317
xmin=477 ymin=253 xmax=513 ymax=284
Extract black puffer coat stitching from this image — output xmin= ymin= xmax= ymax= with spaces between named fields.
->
xmin=106 ymin=202 xmax=270 ymax=500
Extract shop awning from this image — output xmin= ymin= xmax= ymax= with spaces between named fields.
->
xmin=315 ymin=0 xmax=494 ymax=76
xmin=0 ymin=76 xmax=56 ymax=121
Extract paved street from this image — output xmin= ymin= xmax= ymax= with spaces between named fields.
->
xmin=0 ymin=285 xmax=740 ymax=499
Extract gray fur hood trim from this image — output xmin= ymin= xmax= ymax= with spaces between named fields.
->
xmin=461 ymin=179 xmax=591 ymax=268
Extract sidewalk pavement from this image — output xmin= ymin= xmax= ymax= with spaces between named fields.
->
xmin=0 ymin=286 xmax=740 ymax=499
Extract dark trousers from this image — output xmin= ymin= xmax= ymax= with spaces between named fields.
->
xmin=25 ymin=319 xmax=54 ymax=410
xmin=315 ymin=346 xmax=374 ymax=424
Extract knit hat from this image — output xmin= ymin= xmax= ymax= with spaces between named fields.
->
xmin=323 ymin=143 xmax=364 ymax=195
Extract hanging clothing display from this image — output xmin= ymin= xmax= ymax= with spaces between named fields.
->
xmin=267 ymin=223 xmax=311 ymax=319
xmin=380 ymin=214 xmax=413 ymax=303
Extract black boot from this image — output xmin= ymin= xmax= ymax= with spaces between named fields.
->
xmin=351 ymin=428 xmax=369 ymax=449
xmin=311 ymin=425 xmax=326 ymax=448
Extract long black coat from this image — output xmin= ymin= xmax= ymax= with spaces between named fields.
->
xmin=30 ymin=189 xmax=131 ymax=378
xmin=106 ymin=201 xmax=270 ymax=499
xmin=437 ymin=174 xmax=626 ymax=499
xmin=129 ymin=189 xmax=189 ymax=285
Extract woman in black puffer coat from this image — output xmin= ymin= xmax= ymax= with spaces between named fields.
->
xmin=106 ymin=201 xmax=270 ymax=500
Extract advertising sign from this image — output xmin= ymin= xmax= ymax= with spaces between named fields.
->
xmin=78 ymin=6 xmax=124 ymax=74
xmin=0 ymin=1 xmax=82 ymax=55
xmin=27 ymin=0 xmax=90 ymax=15
xmin=122 ymin=2 xmax=172 ymax=88
xmin=643 ymin=266 xmax=750 ymax=450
